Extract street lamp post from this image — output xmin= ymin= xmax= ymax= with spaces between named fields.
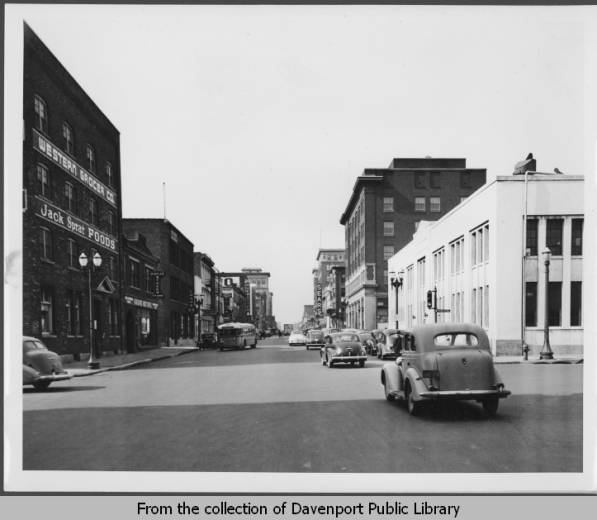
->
xmin=390 ymin=271 xmax=404 ymax=329
xmin=540 ymin=247 xmax=554 ymax=360
xmin=79 ymin=250 xmax=102 ymax=369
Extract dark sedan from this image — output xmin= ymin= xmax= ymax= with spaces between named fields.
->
xmin=23 ymin=336 xmax=72 ymax=391
xmin=320 ymin=332 xmax=367 ymax=368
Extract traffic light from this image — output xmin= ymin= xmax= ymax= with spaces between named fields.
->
xmin=426 ymin=290 xmax=433 ymax=309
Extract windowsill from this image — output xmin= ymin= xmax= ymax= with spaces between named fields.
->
xmin=525 ymin=326 xmax=582 ymax=330
xmin=41 ymin=333 xmax=57 ymax=338
xmin=66 ymin=335 xmax=85 ymax=339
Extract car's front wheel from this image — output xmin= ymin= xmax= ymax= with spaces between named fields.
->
xmin=482 ymin=397 xmax=499 ymax=417
xmin=405 ymin=382 xmax=421 ymax=416
xmin=33 ymin=381 xmax=50 ymax=391
xmin=383 ymin=376 xmax=394 ymax=401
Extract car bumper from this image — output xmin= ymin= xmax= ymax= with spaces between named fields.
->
xmin=306 ymin=342 xmax=324 ymax=348
xmin=330 ymin=355 xmax=367 ymax=363
xmin=418 ymin=389 xmax=511 ymax=399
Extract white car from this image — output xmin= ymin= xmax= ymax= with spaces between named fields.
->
xmin=288 ymin=332 xmax=307 ymax=346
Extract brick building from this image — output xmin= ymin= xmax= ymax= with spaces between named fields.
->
xmin=313 ymin=248 xmax=345 ymax=326
xmin=122 ymin=219 xmax=194 ymax=346
xmin=340 ymin=157 xmax=486 ymax=330
xmin=23 ymin=24 xmax=123 ymax=359
xmin=122 ymin=232 xmax=160 ymax=352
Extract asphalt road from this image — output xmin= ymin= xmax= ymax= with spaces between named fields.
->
xmin=23 ymin=337 xmax=583 ymax=473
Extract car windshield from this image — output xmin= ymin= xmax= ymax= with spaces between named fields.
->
xmin=23 ymin=340 xmax=47 ymax=352
xmin=433 ymin=333 xmax=479 ymax=348
xmin=335 ymin=334 xmax=359 ymax=343
xmin=358 ymin=333 xmax=373 ymax=341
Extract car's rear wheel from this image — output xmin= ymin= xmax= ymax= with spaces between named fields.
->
xmin=359 ymin=359 xmax=365 ymax=368
xmin=482 ymin=397 xmax=499 ymax=417
xmin=405 ymin=382 xmax=421 ymax=416
xmin=33 ymin=381 xmax=50 ymax=391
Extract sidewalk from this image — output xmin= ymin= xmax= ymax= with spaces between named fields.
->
xmin=64 ymin=346 xmax=200 ymax=377
xmin=493 ymin=355 xmax=583 ymax=365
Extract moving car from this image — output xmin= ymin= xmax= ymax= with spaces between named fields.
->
xmin=380 ymin=323 xmax=511 ymax=416
xmin=375 ymin=328 xmax=401 ymax=360
xmin=288 ymin=332 xmax=307 ymax=346
xmin=305 ymin=329 xmax=325 ymax=350
xmin=320 ymin=332 xmax=367 ymax=368
xmin=23 ymin=336 xmax=72 ymax=391
xmin=357 ymin=331 xmax=377 ymax=356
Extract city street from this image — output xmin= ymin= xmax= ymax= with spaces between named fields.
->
xmin=23 ymin=337 xmax=582 ymax=473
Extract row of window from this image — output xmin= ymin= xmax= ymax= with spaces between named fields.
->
xmin=34 ymin=94 xmax=115 ymax=186
xmin=413 ymin=172 xmax=474 ymax=190
xmin=127 ymin=257 xmax=156 ymax=293
xmin=526 ymin=218 xmax=583 ymax=256
xmin=525 ymin=281 xmax=582 ymax=327
xmin=39 ymin=227 xmax=117 ymax=278
xmin=40 ymin=285 xmax=119 ymax=336
xmin=37 ymin=163 xmax=116 ymax=233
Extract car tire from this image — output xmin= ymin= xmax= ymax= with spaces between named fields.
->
xmin=405 ymin=382 xmax=421 ymax=416
xmin=384 ymin=378 xmax=395 ymax=401
xmin=482 ymin=397 xmax=499 ymax=417
xmin=359 ymin=359 xmax=365 ymax=368
xmin=33 ymin=381 xmax=50 ymax=391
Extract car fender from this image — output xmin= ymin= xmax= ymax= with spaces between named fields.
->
xmin=23 ymin=364 xmax=40 ymax=385
xmin=404 ymin=366 xmax=427 ymax=401
xmin=381 ymin=363 xmax=401 ymax=393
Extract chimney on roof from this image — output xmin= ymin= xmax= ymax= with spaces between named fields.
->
xmin=513 ymin=153 xmax=536 ymax=175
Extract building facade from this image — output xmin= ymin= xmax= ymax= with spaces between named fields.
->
xmin=122 ymin=219 xmax=195 ymax=346
xmin=23 ymin=24 xmax=123 ymax=359
xmin=193 ymin=252 xmax=218 ymax=341
xmin=122 ymin=232 xmax=160 ymax=352
xmin=313 ymin=249 xmax=345 ymax=326
xmin=387 ymin=174 xmax=584 ymax=357
xmin=340 ymin=157 xmax=486 ymax=331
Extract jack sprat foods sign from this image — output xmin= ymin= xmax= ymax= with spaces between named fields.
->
xmin=33 ymin=129 xmax=117 ymax=207
xmin=35 ymin=197 xmax=118 ymax=252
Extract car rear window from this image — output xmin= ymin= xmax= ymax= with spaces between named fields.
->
xmin=433 ymin=333 xmax=479 ymax=348
xmin=335 ymin=334 xmax=359 ymax=342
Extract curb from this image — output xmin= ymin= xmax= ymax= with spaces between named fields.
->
xmin=68 ymin=348 xmax=199 ymax=377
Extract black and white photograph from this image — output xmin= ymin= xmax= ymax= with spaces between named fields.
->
xmin=3 ymin=3 xmax=596 ymax=495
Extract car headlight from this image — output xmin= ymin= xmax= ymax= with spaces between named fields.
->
xmin=335 ymin=347 xmax=342 ymax=355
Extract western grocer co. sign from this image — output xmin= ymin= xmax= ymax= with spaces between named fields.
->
xmin=33 ymin=129 xmax=117 ymax=207
xmin=35 ymin=197 xmax=118 ymax=252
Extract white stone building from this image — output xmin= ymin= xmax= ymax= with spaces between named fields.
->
xmin=387 ymin=174 xmax=584 ymax=357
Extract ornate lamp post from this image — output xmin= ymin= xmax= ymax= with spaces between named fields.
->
xmin=389 ymin=271 xmax=404 ymax=329
xmin=540 ymin=247 xmax=554 ymax=360
xmin=79 ymin=250 xmax=102 ymax=369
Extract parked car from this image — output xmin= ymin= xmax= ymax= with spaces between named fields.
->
xmin=288 ymin=332 xmax=307 ymax=346
xmin=305 ymin=329 xmax=325 ymax=350
xmin=375 ymin=328 xmax=401 ymax=360
xmin=320 ymin=332 xmax=367 ymax=368
xmin=380 ymin=323 xmax=511 ymax=416
xmin=23 ymin=336 xmax=72 ymax=391
xmin=357 ymin=331 xmax=377 ymax=355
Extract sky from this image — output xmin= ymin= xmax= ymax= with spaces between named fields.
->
xmin=6 ymin=4 xmax=597 ymax=324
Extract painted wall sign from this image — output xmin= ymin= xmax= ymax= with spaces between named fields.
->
xmin=34 ymin=196 xmax=118 ymax=252
xmin=33 ymin=129 xmax=117 ymax=207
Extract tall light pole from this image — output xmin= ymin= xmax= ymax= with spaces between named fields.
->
xmin=540 ymin=247 xmax=554 ymax=360
xmin=520 ymin=169 xmax=535 ymax=360
xmin=390 ymin=271 xmax=404 ymax=329
xmin=79 ymin=250 xmax=102 ymax=369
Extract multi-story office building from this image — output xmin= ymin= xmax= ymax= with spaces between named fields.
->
xmin=326 ymin=265 xmax=346 ymax=329
xmin=122 ymin=219 xmax=194 ymax=346
xmin=23 ymin=24 xmax=123 ymax=359
xmin=122 ymin=232 xmax=160 ymax=351
xmin=313 ymin=249 xmax=345 ymax=325
xmin=340 ymin=157 xmax=486 ymax=330
xmin=387 ymin=172 xmax=584 ymax=357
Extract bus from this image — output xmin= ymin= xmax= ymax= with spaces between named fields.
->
xmin=217 ymin=322 xmax=257 ymax=351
